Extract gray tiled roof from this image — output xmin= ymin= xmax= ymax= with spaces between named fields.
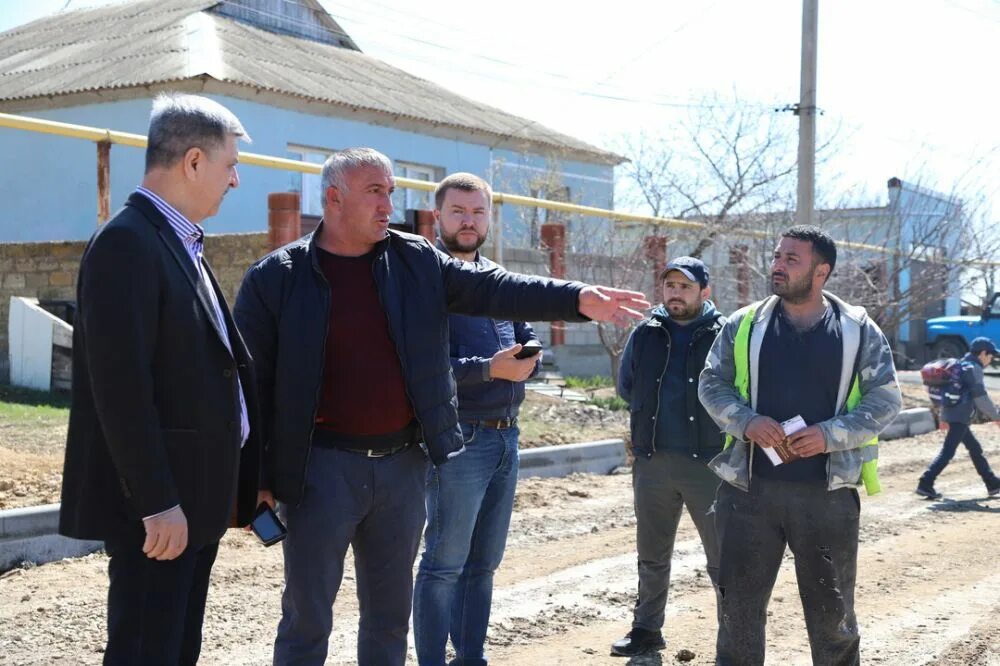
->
xmin=0 ymin=0 xmax=622 ymax=164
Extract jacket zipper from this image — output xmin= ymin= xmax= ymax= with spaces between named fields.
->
xmin=650 ymin=324 xmax=671 ymax=454
xmin=745 ymin=324 xmax=754 ymax=490
xmin=490 ymin=319 xmax=514 ymax=420
xmin=371 ymin=249 xmax=426 ymax=446
xmin=298 ymin=244 xmax=332 ymax=505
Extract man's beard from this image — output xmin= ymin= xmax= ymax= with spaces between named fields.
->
xmin=441 ymin=228 xmax=486 ymax=254
xmin=666 ymin=299 xmax=702 ymax=321
xmin=771 ymin=270 xmax=814 ymax=303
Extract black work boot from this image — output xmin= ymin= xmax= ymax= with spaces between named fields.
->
xmin=610 ymin=628 xmax=666 ymax=657
xmin=915 ymin=481 xmax=942 ymax=499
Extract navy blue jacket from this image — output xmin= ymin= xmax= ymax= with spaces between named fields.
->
xmin=234 ymin=227 xmax=586 ymax=505
xmin=438 ymin=242 xmax=540 ymax=421
xmin=617 ymin=302 xmax=726 ymax=459
xmin=941 ymin=352 xmax=1000 ymax=424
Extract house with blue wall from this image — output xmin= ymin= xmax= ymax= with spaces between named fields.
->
xmin=818 ymin=177 xmax=965 ymax=364
xmin=0 ymin=0 xmax=622 ymax=246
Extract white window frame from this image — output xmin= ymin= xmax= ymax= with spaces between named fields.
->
xmin=395 ymin=161 xmax=439 ymax=220
xmin=288 ymin=145 xmax=332 ymax=217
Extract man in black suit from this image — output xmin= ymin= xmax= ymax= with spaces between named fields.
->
xmin=59 ymin=93 xmax=261 ymax=666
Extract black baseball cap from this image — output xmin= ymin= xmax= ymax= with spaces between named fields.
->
xmin=659 ymin=256 xmax=709 ymax=288
xmin=970 ymin=337 xmax=998 ymax=355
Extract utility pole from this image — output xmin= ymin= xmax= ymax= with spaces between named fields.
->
xmin=796 ymin=0 xmax=818 ymax=226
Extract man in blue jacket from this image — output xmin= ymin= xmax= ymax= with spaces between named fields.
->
xmin=233 ymin=149 xmax=649 ymax=666
xmin=917 ymin=336 xmax=1000 ymax=499
xmin=611 ymin=257 xmax=725 ymax=657
xmin=413 ymin=172 xmax=541 ymax=666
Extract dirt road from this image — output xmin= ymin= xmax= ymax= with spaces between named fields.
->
xmin=2 ymin=425 xmax=999 ymax=665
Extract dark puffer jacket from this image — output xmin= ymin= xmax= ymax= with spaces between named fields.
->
xmin=617 ymin=302 xmax=726 ymax=459
xmin=234 ymin=227 xmax=585 ymax=505
xmin=438 ymin=241 xmax=540 ymax=422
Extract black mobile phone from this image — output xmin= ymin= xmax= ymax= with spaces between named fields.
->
xmin=514 ymin=340 xmax=543 ymax=360
xmin=250 ymin=502 xmax=287 ymax=547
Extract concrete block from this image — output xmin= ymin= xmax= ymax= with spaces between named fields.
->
xmin=880 ymin=420 xmax=910 ymax=441
xmin=0 ymin=503 xmax=60 ymax=539
xmin=880 ymin=407 xmax=935 ymax=440
xmin=4 ymin=273 xmax=26 ymax=289
xmin=897 ymin=408 xmax=936 ymax=436
xmin=0 ymin=535 xmax=102 ymax=573
xmin=48 ymin=271 xmax=74 ymax=287
xmin=519 ymin=438 xmax=626 ymax=479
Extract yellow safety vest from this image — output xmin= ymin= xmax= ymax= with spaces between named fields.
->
xmin=725 ymin=306 xmax=881 ymax=495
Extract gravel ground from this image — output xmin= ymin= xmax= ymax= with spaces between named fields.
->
xmin=2 ymin=421 xmax=999 ymax=665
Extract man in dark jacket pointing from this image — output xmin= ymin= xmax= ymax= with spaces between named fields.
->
xmin=233 ymin=148 xmax=648 ymax=666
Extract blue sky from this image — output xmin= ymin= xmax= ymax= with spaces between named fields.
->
xmin=2 ymin=0 xmax=997 ymax=218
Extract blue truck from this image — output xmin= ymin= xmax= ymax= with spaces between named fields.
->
xmin=925 ymin=291 xmax=1000 ymax=361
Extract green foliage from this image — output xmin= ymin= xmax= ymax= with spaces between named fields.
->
xmin=564 ymin=375 xmax=614 ymax=390
xmin=588 ymin=395 xmax=629 ymax=412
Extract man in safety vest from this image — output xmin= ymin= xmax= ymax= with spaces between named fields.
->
xmin=698 ymin=225 xmax=902 ymax=665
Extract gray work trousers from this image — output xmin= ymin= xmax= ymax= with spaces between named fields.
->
xmin=714 ymin=477 xmax=861 ymax=666
xmin=632 ymin=449 xmax=721 ymax=631
xmin=273 ymin=445 xmax=429 ymax=666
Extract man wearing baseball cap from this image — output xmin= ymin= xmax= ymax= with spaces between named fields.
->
xmin=610 ymin=256 xmax=726 ymax=657
xmin=917 ymin=336 xmax=1000 ymax=499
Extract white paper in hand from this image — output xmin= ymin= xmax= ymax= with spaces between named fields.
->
xmin=760 ymin=415 xmax=808 ymax=466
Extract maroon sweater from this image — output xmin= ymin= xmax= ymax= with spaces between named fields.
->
xmin=314 ymin=248 xmax=414 ymax=435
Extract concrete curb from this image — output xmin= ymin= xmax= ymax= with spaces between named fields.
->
xmin=0 ymin=411 xmax=934 ymax=571
xmin=518 ymin=438 xmax=627 ymax=479
xmin=881 ymin=407 xmax=937 ymax=440
xmin=0 ymin=504 xmax=101 ymax=572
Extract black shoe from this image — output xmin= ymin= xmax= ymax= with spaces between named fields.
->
xmin=987 ymin=485 xmax=999 ymax=497
xmin=915 ymin=483 xmax=942 ymax=499
xmin=610 ymin=628 xmax=666 ymax=657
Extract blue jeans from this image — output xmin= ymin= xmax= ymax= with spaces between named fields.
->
xmin=413 ymin=423 xmax=520 ymax=666
xmin=921 ymin=422 xmax=1000 ymax=489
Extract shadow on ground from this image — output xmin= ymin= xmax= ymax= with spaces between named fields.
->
xmin=926 ymin=497 xmax=1000 ymax=514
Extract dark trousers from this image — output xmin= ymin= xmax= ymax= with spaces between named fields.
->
xmin=273 ymin=445 xmax=428 ymax=666
xmin=921 ymin=422 xmax=1000 ymax=488
xmin=632 ymin=450 xmax=721 ymax=632
xmin=104 ymin=527 xmax=220 ymax=666
xmin=714 ymin=478 xmax=860 ymax=666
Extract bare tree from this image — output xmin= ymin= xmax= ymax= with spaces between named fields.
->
xmin=616 ymin=94 xmax=813 ymax=260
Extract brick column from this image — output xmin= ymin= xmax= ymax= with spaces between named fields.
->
xmin=415 ymin=209 xmax=436 ymax=242
xmin=540 ymin=223 xmax=566 ymax=346
xmin=268 ymin=193 xmax=301 ymax=251
xmin=643 ymin=235 xmax=668 ymax=290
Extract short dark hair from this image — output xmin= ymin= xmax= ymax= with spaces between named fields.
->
xmin=434 ymin=172 xmax=492 ymax=210
xmin=781 ymin=225 xmax=837 ymax=276
xmin=145 ymin=93 xmax=249 ymax=172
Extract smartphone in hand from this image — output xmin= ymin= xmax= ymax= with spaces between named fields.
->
xmin=514 ymin=340 xmax=543 ymax=360
xmin=250 ymin=502 xmax=287 ymax=547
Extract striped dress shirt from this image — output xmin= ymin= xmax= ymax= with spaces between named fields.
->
xmin=135 ymin=186 xmax=250 ymax=446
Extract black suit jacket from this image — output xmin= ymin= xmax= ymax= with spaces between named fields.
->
xmin=59 ymin=192 xmax=261 ymax=548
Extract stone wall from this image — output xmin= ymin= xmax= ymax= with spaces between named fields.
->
xmin=0 ymin=240 xmax=85 ymax=382
xmin=1 ymin=230 xmax=617 ymax=384
xmin=203 ymin=232 xmax=270 ymax=304
xmin=0 ymin=233 xmax=270 ymax=383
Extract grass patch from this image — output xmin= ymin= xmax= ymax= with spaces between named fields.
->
xmin=0 ymin=385 xmax=71 ymax=422
xmin=588 ymin=395 xmax=629 ymax=412
xmin=564 ymin=375 xmax=614 ymax=390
